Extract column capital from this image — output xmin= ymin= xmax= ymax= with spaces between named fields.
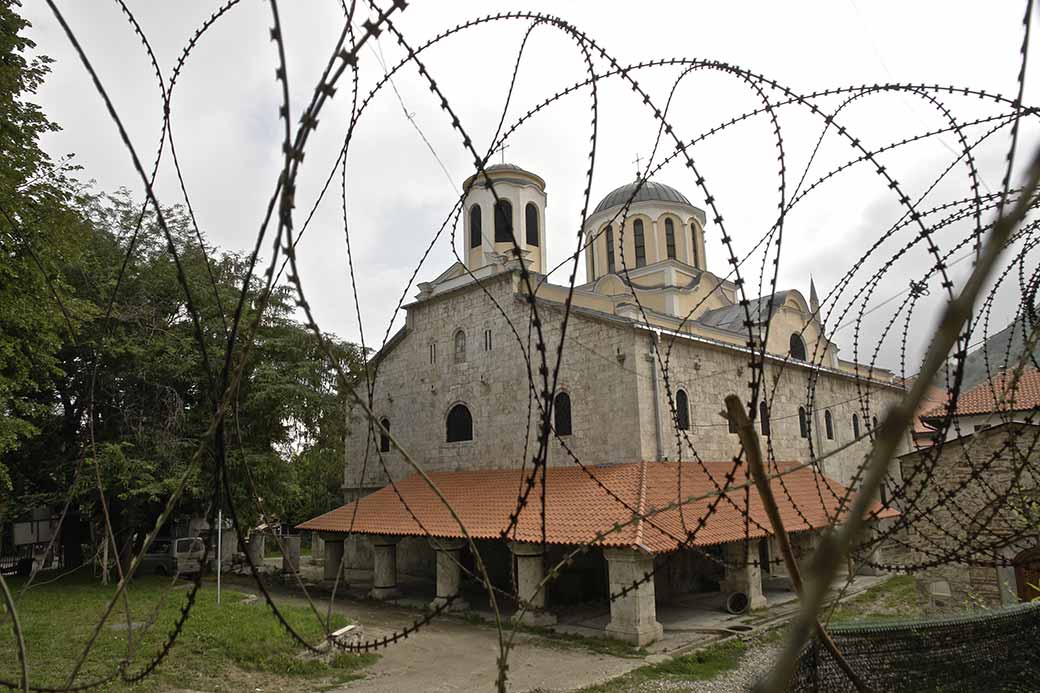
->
xmin=430 ymin=537 xmax=467 ymax=552
xmin=508 ymin=541 xmax=546 ymax=558
xmin=369 ymin=534 xmax=402 ymax=548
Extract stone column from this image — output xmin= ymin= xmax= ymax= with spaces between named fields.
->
xmin=322 ymin=536 xmax=345 ymax=581
xmin=720 ymin=540 xmax=767 ymax=611
xmin=429 ymin=538 xmax=468 ymax=611
xmin=854 ymin=524 xmax=884 ymax=576
xmin=768 ymin=536 xmax=789 ymax=577
xmin=312 ymin=532 xmax=325 ymax=565
xmin=509 ymin=542 xmax=556 ymax=626
xmin=369 ymin=535 xmax=401 ymax=600
xmin=604 ymin=547 xmax=664 ymax=646
xmin=281 ymin=535 xmax=301 ymax=574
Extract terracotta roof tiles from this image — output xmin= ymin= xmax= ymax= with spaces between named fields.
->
xmin=297 ymin=461 xmax=896 ymax=553
xmin=923 ymin=368 xmax=1040 ymax=418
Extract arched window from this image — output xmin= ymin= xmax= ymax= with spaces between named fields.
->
xmin=789 ymin=334 xmax=807 ymax=361
xmin=446 ymin=404 xmax=473 ymax=442
xmin=605 ymin=225 xmax=615 ymax=274
xmin=690 ymin=223 xmax=699 ymax=266
xmin=759 ymin=400 xmax=770 ymax=436
xmin=554 ymin=392 xmax=572 ymax=436
xmin=494 ymin=199 xmax=512 ymax=243
xmin=824 ymin=410 xmax=834 ymax=440
xmin=469 ymin=205 xmax=482 ymax=249
xmin=525 ymin=203 xmax=539 ymax=247
xmin=665 ymin=218 xmax=676 ymax=259
xmin=853 ymin=413 xmax=861 ymax=439
xmin=676 ymin=389 xmax=690 ymax=430
xmin=872 ymin=416 xmax=878 ymax=432
xmin=454 ymin=330 xmax=466 ymax=364
xmin=379 ymin=418 xmax=391 ymax=453
xmin=798 ymin=407 xmax=808 ymax=438
xmin=634 ymin=219 xmax=646 ymax=267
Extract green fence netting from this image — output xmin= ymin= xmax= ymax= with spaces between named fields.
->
xmin=789 ymin=602 xmax=1040 ymax=692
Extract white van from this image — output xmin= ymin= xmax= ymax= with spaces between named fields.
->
xmin=174 ymin=537 xmax=205 ymax=575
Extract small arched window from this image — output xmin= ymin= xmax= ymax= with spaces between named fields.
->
xmin=605 ymin=225 xmax=616 ymax=274
xmin=525 ymin=203 xmax=539 ymax=247
xmin=494 ymin=199 xmax=512 ymax=243
xmin=798 ymin=407 xmax=808 ymax=439
xmin=759 ymin=400 xmax=770 ymax=436
xmin=554 ymin=392 xmax=572 ymax=436
xmin=789 ymin=334 xmax=807 ymax=361
xmin=379 ymin=418 xmax=391 ymax=453
xmin=446 ymin=404 xmax=473 ymax=442
xmin=634 ymin=219 xmax=646 ymax=267
xmin=853 ymin=413 xmax=861 ymax=439
xmin=454 ymin=330 xmax=466 ymax=364
xmin=824 ymin=410 xmax=834 ymax=440
xmin=665 ymin=218 xmax=677 ymax=259
xmin=469 ymin=205 xmax=482 ymax=249
xmin=872 ymin=416 xmax=879 ymax=432
xmin=676 ymin=389 xmax=690 ymax=430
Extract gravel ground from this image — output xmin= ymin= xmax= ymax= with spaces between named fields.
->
xmin=631 ymin=644 xmax=781 ymax=693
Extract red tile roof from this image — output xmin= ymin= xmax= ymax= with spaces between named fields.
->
xmin=297 ymin=461 xmax=896 ymax=553
xmin=923 ymin=368 xmax=1040 ymax=418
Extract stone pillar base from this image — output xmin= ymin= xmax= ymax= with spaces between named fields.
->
xmin=605 ymin=620 xmax=664 ymax=647
xmin=512 ymin=609 xmax=557 ymax=627
xmin=369 ymin=586 xmax=401 ymax=601
xmin=429 ymin=595 xmax=469 ymax=612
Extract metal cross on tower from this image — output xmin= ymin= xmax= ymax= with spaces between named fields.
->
xmin=493 ymin=142 xmax=510 ymax=164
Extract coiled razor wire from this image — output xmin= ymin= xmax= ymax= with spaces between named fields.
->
xmin=1 ymin=1 xmax=1039 ymax=691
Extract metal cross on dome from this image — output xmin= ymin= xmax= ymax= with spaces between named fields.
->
xmin=633 ymin=153 xmax=644 ymax=177
xmin=492 ymin=142 xmax=510 ymax=164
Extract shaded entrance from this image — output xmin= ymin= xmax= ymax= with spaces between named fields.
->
xmin=1014 ymin=547 xmax=1040 ymax=601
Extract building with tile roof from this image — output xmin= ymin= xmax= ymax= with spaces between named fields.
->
xmin=919 ymin=368 xmax=1040 ymax=443
xmin=300 ymin=165 xmax=909 ymax=644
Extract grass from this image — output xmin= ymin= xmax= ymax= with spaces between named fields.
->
xmin=578 ymin=639 xmax=748 ymax=692
xmin=517 ymin=625 xmax=646 ymax=658
xmin=827 ymin=575 xmax=926 ymax=625
xmin=0 ymin=572 xmax=378 ymax=692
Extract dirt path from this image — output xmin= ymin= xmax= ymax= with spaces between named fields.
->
xmin=260 ymin=589 xmax=643 ymax=692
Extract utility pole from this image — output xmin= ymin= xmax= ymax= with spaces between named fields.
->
xmin=216 ymin=508 xmax=222 ymax=606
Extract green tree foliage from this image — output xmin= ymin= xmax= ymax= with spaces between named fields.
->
xmin=0 ymin=2 xmax=364 ymax=556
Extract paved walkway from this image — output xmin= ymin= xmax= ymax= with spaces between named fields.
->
xmin=225 ymin=569 xmax=889 ymax=692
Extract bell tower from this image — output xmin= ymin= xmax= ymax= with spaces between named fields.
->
xmin=462 ymin=163 xmax=547 ymax=274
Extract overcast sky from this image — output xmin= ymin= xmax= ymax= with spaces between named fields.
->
xmin=22 ymin=1 xmax=1040 ymax=374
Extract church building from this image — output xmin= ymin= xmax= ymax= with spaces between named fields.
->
xmin=299 ymin=163 xmax=906 ymax=645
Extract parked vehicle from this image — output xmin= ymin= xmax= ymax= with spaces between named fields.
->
xmin=174 ymin=537 xmax=205 ymax=575
xmin=140 ymin=539 xmax=177 ymax=576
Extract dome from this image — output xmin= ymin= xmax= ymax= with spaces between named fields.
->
xmin=593 ymin=180 xmax=693 ymax=214
xmin=463 ymin=162 xmax=545 ymax=190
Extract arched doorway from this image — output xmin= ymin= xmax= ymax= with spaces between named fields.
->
xmin=1013 ymin=547 xmax=1040 ymax=602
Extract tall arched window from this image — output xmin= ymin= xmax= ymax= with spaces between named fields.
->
xmin=665 ymin=218 xmax=677 ymax=259
xmin=798 ymin=407 xmax=808 ymax=438
xmin=469 ymin=205 xmax=482 ymax=248
xmin=824 ymin=410 xmax=834 ymax=440
xmin=446 ymin=404 xmax=473 ymax=442
xmin=605 ymin=225 xmax=615 ymax=274
xmin=872 ymin=416 xmax=879 ymax=432
xmin=759 ymin=400 xmax=770 ymax=436
xmin=690 ymin=223 xmax=699 ymax=266
xmin=454 ymin=330 xmax=466 ymax=364
xmin=554 ymin=392 xmax=572 ymax=436
xmin=789 ymin=334 xmax=807 ymax=361
xmin=525 ymin=203 xmax=539 ymax=247
xmin=379 ymin=418 xmax=391 ymax=452
xmin=853 ymin=413 xmax=861 ymax=439
xmin=494 ymin=199 xmax=512 ymax=243
xmin=676 ymin=389 xmax=690 ymax=430
xmin=634 ymin=219 xmax=646 ymax=267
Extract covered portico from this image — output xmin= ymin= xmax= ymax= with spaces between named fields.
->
xmin=298 ymin=460 xmax=895 ymax=646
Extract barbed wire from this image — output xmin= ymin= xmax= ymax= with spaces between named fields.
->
xmin=2 ymin=2 xmax=1040 ymax=692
